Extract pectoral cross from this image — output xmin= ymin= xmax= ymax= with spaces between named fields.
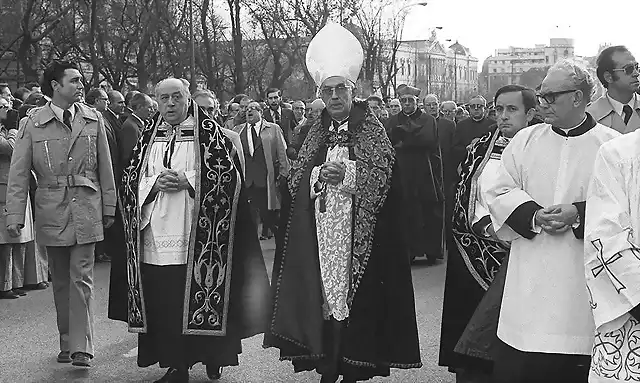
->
xmin=590 ymin=239 xmax=626 ymax=293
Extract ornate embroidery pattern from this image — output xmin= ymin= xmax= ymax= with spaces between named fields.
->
xmin=591 ymin=317 xmax=640 ymax=381
xmin=120 ymin=105 xmax=240 ymax=335
xmin=591 ymin=239 xmax=626 ymax=293
xmin=452 ymin=128 xmax=509 ymax=290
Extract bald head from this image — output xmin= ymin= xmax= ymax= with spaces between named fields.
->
xmin=107 ymin=90 xmax=125 ymax=114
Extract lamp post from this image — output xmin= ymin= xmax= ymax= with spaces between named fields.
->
xmin=392 ymin=2 xmax=428 ymax=95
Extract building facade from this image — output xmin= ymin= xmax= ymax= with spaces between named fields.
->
xmin=391 ymin=31 xmax=479 ymax=103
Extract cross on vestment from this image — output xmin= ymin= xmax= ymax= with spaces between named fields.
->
xmin=590 ymin=239 xmax=626 ymax=293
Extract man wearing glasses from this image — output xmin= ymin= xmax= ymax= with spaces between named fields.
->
xmin=588 ymin=45 xmax=640 ymax=134
xmin=484 ymin=60 xmax=619 ymax=382
xmin=451 ymin=96 xmax=494 ymax=180
xmin=385 ymin=84 xmax=443 ymax=265
xmin=264 ymin=23 xmax=420 ymax=383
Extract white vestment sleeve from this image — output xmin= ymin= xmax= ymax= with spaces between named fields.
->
xmin=585 ymin=145 xmax=640 ymax=332
xmin=485 ymin=139 xmax=536 ymax=241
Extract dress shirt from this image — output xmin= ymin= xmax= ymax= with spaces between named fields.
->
xmin=270 ymin=107 xmax=282 ymax=123
xmin=247 ymin=119 xmax=262 ymax=156
xmin=49 ymin=102 xmax=76 ymax=125
xmin=607 ymin=92 xmax=637 ymax=117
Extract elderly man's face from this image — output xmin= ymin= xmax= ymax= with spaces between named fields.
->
xmin=157 ymin=79 xmax=189 ymax=125
xmin=229 ymin=103 xmax=240 ymax=118
xmin=246 ymin=101 xmax=263 ymax=124
xmin=468 ymin=98 xmax=486 ymax=120
xmin=194 ymin=95 xmax=216 ymax=119
xmin=423 ymin=96 xmax=439 ymax=116
xmin=292 ymin=101 xmax=305 ymax=121
xmin=320 ymin=76 xmax=353 ymax=121
xmin=0 ymin=86 xmax=13 ymax=102
xmin=441 ymin=103 xmax=457 ymax=121
xmin=134 ymin=95 xmax=154 ymax=121
xmin=538 ymin=69 xmax=581 ymax=127
xmin=399 ymin=95 xmax=417 ymax=115
xmin=368 ymin=100 xmax=382 ymax=117
xmin=389 ymin=100 xmax=401 ymax=115
xmin=109 ymin=91 xmax=126 ymax=115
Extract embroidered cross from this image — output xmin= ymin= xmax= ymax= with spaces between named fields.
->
xmin=591 ymin=239 xmax=626 ymax=293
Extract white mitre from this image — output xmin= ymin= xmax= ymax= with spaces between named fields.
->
xmin=306 ymin=23 xmax=364 ymax=87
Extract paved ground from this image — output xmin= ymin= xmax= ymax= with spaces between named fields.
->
xmin=0 ymin=240 xmax=454 ymax=383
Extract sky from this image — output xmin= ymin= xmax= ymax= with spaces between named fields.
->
xmin=402 ymin=0 xmax=640 ymax=68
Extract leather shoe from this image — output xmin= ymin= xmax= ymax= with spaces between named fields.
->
xmin=12 ymin=288 xmax=27 ymax=296
xmin=154 ymin=367 xmax=189 ymax=383
xmin=57 ymin=351 xmax=71 ymax=363
xmin=0 ymin=290 xmax=19 ymax=299
xmin=24 ymin=282 xmax=48 ymax=290
xmin=71 ymin=352 xmax=91 ymax=367
xmin=206 ymin=365 xmax=222 ymax=380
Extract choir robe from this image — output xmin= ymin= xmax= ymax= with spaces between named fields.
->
xmin=485 ymin=115 xmax=618 ymax=358
xmin=585 ymin=130 xmax=640 ymax=383
xmin=440 ymin=126 xmax=510 ymax=373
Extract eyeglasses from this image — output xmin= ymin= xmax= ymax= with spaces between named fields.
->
xmin=320 ymin=84 xmax=351 ymax=98
xmin=246 ymin=106 xmax=261 ymax=111
xmin=536 ymin=89 xmax=578 ymax=105
xmin=399 ymin=97 xmax=416 ymax=103
xmin=469 ymin=104 xmax=485 ymax=110
xmin=612 ymin=62 xmax=640 ymax=76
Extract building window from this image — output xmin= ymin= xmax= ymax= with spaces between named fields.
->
xmin=564 ymin=49 xmax=569 ymax=57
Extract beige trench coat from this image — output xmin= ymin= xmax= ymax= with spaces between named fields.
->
xmin=234 ymin=120 xmax=289 ymax=210
xmin=5 ymin=102 xmax=117 ymax=246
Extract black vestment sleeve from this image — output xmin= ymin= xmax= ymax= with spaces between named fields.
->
xmin=471 ymin=215 xmax=491 ymax=237
xmin=505 ymin=200 xmax=543 ymax=240
xmin=572 ymin=201 xmax=586 ymax=239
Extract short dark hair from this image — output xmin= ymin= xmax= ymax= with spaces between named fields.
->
xmin=23 ymin=92 xmax=45 ymax=107
xmin=26 ymin=81 xmax=40 ymax=90
xmin=494 ymin=84 xmax=537 ymax=112
xmin=85 ymin=88 xmax=105 ymax=105
xmin=14 ymin=87 xmax=31 ymax=101
xmin=596 ymin=45 xmax=630 ymax=88
xmin=130 ymin=92 xmax=150 ymax=110
xmin=124 ymin=90 xmax=140 ymax=106
xmin=265 ymin=88 xmax=281 ymax=98
xmin=41 ymin=60 xmax=80 ymax=97
xmin=366 ymin=95 xmax=383 ymax=105
xmin=232 ymin=94 xmax=248 ymax=104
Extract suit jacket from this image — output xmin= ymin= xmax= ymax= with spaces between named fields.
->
xmin=436 ymin=117 xmax=457 ymax=189
xmin=236 ymin=120 xmax=289 ymax=210
xmin=588 ymin=93 xmax=640 ymax=134
xmin=264 ymin=106 xmax=296 ymax=144
xmin=221 ymin=127 xmax=245 ymax=177
xmin=100 ymin=109 xmax=120 ymax=178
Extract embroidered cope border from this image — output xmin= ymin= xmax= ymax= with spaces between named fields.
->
xmin=120 ymin=105 xmax=241 ymax=335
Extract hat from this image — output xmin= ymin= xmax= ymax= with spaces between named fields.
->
xmin=306 ymin=23 xmax=364 ymax=87
xmin=397 ymin=84 xmax=421 ymax=97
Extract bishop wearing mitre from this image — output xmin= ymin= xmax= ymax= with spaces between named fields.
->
xmin=263 ymin=23 xmax=422 ymax=383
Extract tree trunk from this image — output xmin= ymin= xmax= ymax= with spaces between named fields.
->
xmin=230 ymin=0 xmax=244 ymax=93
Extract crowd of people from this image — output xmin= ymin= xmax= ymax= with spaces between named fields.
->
xmin=1 ymin=20 xmax=639 ymax=383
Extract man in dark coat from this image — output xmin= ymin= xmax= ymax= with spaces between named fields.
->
xmin=264 ymin=24 xmax=421 ymax=383
xmin=451 ymin=96 xmax=495 ymax=177
xmin=385 ymin=85 xmax=444 ymax=264
xmin=263 ymin=87 xmax=297 ymax=144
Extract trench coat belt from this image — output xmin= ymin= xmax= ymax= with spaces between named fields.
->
xmin=38 ymin=174 xmax=99 ymax=192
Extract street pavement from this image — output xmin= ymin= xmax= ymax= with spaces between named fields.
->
xmin=0 ymin=240 xmax=455 ymax=383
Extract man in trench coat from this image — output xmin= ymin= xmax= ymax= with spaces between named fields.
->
xmin=5 ymin=60 xmax=116 ymax=367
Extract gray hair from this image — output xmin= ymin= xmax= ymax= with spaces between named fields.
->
xmin=423 ymin=93 xmax=440 ymax=103
xmin=192 ymin=89 xmax=216 ymax=101
xmin=442 ymin=100 xmax=457 ymax=108
xmin=154 ymin=78 xmax=191 ymax=100
xmin=550 ymin=59 xmax=595 ymax=105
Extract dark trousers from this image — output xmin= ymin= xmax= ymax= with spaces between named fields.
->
xmin=246 ymin=185 xmax=276 ymax=237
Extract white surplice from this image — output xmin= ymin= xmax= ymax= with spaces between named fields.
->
xmin=309 ymin=121 xmax=357 ymax=321
xmin=585 ymin=130 xmax=640 ymax=382
xmin=139 ymin=116 xmax=197 ymax=266
xmin=472 ymin=136 xmax=510 ymax=227
xmin=485 ymin=121 xmax=619 ymax=354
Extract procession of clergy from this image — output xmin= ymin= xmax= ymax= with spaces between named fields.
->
xmin=2 ymin=20 xmax=640 ymax=383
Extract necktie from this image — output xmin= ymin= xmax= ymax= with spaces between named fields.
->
xmin=250 ymin=124 xmax=259 ymax=156
xmin=273 ymin=109 xmax=280 ymax=125
xmin=63 ymin=109 xmax=72 ymax=129
xmin=623 ymin=104 xmax=633 ymax=125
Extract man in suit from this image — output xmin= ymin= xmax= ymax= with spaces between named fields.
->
xmin=588 ymin=45 xmax=640 ymax=134
xmin=104 ymin=90 xmax=125 ymax=132
xmin=236 ymin=100 xmax=289 ymax=240
xmin=117 ymin=92 xmax=153 ymax=181
xmin=263 ymin=87 xmax=297 ymax=145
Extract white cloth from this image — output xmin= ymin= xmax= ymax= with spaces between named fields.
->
xmin=138 ymin=116 xmax=197 ymax=265
xmin=310 ymin=121 xmax=356 ymax=321
xmin=585 ymin=130 xmax=640 ymax=382
xmin=473 ymin=157 xmax=500 ymax=227
xmin=485 ymin=122 xmax=619 ymax=354
xmin=607 ymin=92 xmax=637 ymax=118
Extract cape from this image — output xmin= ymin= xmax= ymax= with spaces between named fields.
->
xmin=439 ymin=126 xmax=510 ymax=369
xmin=120 ymin=103 xmax=269 ymax=336
xmin=264 ymin=101 xmax=422 ymax=377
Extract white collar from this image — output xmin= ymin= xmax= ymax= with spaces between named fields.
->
xmin=49 ymin=102 xmax=76 ymax=125
xmin=131 ymin=113 xmax=145 ymax=126
xmin=249 ymin=118 xmax=262 ymax=133
xmin=330 ymin=120 xmax=348 ymax=132
xmin=607 ymin=92 xmax=636 ymax=117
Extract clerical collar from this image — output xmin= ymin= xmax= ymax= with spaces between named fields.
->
xmin=401 ymin=108 xmax=419 ymax=117
xmin=331 ymin=119 xmax=348 ymax=131
xmin=551 ymin=113 xmax=595 ymax=137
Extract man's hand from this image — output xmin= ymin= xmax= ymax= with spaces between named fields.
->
xmin=535 ymin=206 xmax=572 ymax=234
xmin=545 ymin=204 xmax=579 ymax=226
xmin=103 ymin=216 xmax=115 ymax=229
xmin=319 ymin=161 xmax=346 ymax=185
xmin=152 ymin=170 xmax=180 ymax=193
xmin=6 ymin=224 xmax=21 ymax=238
